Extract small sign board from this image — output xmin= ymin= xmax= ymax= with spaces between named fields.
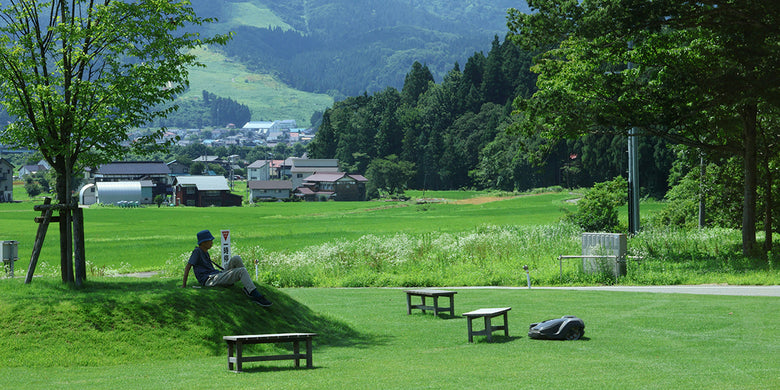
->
xmin=220 ymin=230 xmax=231 ymax=269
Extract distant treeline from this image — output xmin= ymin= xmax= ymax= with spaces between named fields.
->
xmin=150 ymin=90 xmax=251 ymax=129
xmin=307 ymin=37 xmax=675 ymax=197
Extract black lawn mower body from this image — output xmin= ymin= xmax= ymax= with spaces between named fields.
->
xmin=528 ymin=315 xmax=585 ymax=340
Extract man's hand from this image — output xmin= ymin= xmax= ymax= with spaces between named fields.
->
xmin=182 ymin=263 xmax=192 ymax=288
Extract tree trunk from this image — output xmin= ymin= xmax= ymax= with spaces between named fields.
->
xmin=763 ymin=145 xmax=774 ymax=253
xmin=55 ymin=166 xmax=74 ymax=283
xmin=741 ymin=103 xmax=758 ymax=256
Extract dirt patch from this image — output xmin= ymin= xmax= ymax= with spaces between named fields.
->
xmin=454 ymin=196 xmax=517 ymax=205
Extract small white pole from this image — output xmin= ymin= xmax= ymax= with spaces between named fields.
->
xmin=523 ymin=265 xmax=531 ymax=289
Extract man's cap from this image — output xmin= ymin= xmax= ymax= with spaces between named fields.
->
xmin=197 ymin=230 xmax=215 ymax=244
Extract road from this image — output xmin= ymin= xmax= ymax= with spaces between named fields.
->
xmin=532 ymin=285 xmax=780 ymax=297
xmin=450 ymin=285 xmax=780 ymax=297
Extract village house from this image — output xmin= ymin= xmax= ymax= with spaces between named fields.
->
xmin=0 ymin=158 xmax=14 ymax=203
xmin=166 ymin=160 xmax=189 ymax=176
xmin=248 ymin=180 xmax=293 ymax=201
xmin=246 ymin=160 xmax=271 ymax=181
xmin=290 ymin=158 xmax=339 ymax=189
xmin=173 ymin=175 xmax=242 ymax=207
xmin=242 ymin=121 xmax=274 ymax=135
xmin=17 ymin=163 xmax=48 ymax=178
xmin=90 ymin=161 xmax=172 ymax=201
xmin=192 ymin=155 xmax=230 ymax=170
xmin=296 ymin=172 xmax=368 ymax=201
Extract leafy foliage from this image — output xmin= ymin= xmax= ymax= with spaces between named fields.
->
xmin=365 ymin=155 xmax=416 ymax=198
xmin=506 ymin=0 xmax=780 ymax=254
xmin=566 ymin=176 xmax=627 ymax=232
xmin=0 ymin=0 xmax=228 ymax=282
xmin=308 ymin=37 xmax=674 ymax=196
xmin=23 ymin=171 xmax=52 ymax=198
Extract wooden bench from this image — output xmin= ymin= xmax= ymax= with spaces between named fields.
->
xmin=223 ymin=333 xmax=316 ymax=372
xmin=405 ymin=289 xmax=457 ymax=316
xmin=463 ymin=307 xmax=511 ymax=342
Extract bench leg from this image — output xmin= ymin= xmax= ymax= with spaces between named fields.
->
xmin=293 ymin=340 xmax=300 ymax=368
xmin=306 ymin=337 xmax=313 ymax=368
xmin=503 ymin=312 xmax=509 ymax=337
xmin=420 ymin=296 xmax=426 ymax=313
xmin=406 ymin=293 xmax=412 ymax=314
xmin=484 ymin=316 xmax=493 ymax=342
xmin=236 ymin=341 xmax=244 ymax=372
xmin=467 ymin=317 xmax=474 ymax=343
xmin=227 ymin=341 xmax=235 ymax=371
xmin=433 ymin=296 xmax=440 ymax=316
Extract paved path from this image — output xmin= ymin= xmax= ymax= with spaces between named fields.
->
xmin=450 ymin=285 xmax=780 ymax=297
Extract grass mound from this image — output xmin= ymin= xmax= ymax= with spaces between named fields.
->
xmin=0 ymin=278 xmax=364 ymax=368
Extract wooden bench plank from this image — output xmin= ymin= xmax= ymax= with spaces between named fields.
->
xmin=223 ymin=333 xmax=316 ymax=372
xmin=405 ymin=289 xmax=457 ymax=316
xmin=463 ymin=307 xmax=511 ymax=342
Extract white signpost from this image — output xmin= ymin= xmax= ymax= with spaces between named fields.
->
xmin=220 ymin=230 xmax=231 ymax=269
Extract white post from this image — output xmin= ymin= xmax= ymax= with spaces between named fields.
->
xmin=523 ymin=265 xmax=531 ymax=289
xmin=220 ymin=230 xmax=231 ymax=269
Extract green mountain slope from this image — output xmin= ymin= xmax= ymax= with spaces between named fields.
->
xmin=181 ymin=47 xmax=333 ymax=127
xmin=181 ymin=0 xmax=527 ymax=126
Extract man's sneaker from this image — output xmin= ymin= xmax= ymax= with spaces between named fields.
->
xmin=244 ymin=287 xmax=273 ymax=307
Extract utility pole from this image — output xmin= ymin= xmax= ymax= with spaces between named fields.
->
xmin=627 ymin=42 xmax=640 ymax=234
xmin=628 ymin=127 xmax=640 ymax=234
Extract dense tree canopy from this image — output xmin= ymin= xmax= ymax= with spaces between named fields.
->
xmin=507 ymin=0 xmax=779 ymax=255
xmin=307 ymin=36 xmax=674 ymax=196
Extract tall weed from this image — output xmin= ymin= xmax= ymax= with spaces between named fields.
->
xmin=160 ymin=223 xmax=778 ymax=287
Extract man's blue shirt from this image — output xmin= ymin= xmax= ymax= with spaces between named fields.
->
xmin=188 ymin=247 xmax=220 ymax=285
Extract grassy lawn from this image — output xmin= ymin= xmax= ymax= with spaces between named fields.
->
xmin=1 ymin=188 xmax=777 ymax=388
xmin=1 ymin=191 xmax=577 ymax=274
xmin=0 ymin=280 xmax=777 ymax=389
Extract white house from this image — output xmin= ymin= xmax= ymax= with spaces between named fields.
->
xmin=290 ymin=158 xmax=339 ymax=189
xmin=246 ymin=160 xmax=271 ymax=181
xmin=248 ymin=180 xmax=293 ymax=200
xmin=0 ymin=158 xmax=14 ymax=202
xmin=242 ymin=121 xmax=274 ymax=135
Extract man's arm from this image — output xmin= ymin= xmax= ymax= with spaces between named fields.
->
xmin=182 ymin=263 xmax=192 ymax=287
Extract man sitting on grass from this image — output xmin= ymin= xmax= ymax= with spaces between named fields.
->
xmin=182 ymin=229 xmax=272 ymax=307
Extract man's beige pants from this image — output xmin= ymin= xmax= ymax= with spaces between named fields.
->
xmin=204 ymin=255 xmax=257 ymax=293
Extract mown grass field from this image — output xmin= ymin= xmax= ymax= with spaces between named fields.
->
xmin=0 ymin=281 xmax=776 ymax=389
xmin=1 ymin=188 xmax=777 ymax=388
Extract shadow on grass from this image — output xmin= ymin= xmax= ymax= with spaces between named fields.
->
xmin=9 ymin=278 xmax=379 ymax=360
xmin=239 ymin=365 xmax=323 ymax=374
xmin=471 ymin=335 xmax=522 ymax=344
xmin=407 ymin=313 xmax=462 ymax=320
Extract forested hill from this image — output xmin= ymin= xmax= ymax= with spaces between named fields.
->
xmin=190 ymin=0 xmax=528 ymax=98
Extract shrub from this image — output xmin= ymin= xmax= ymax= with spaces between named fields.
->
xmin=565 ymin=176 xmax=627 ymax=232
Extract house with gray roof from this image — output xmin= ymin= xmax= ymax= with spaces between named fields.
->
xmin=0 ymin=158 xmax=14 ymax=202
xmin=248 ymin=180 xmax=293 ymax=201
xmin=93 ymin=161 xmax=171 ymax=199
xmin=18 ymin=164 xmax=48 ymax=178
xmin=290 ymin=158 xmax=339 ymax=189
xmin=173 ymin=175 xmax=242 ymax=207
xmin=247 ymin=159 xmax=271 ymax=181
xmin=296 ymin=172 xmax=368 ymax=201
